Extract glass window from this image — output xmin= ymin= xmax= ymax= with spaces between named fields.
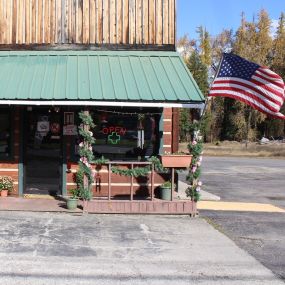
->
xmin=0 ymin=110 xmax=12 ymax=159
xmin=73 ymin=109 xmax=161 ymax=161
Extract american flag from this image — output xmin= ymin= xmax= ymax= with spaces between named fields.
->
xmin=209 ymin=53 xmax=285 ymax=120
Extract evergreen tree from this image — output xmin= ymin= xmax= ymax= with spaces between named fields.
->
xmin=197 ymin=26 xmax=211 ymax=66
xmin=179 ymin=50 xmax=209 ymax=142
xmin=267 ymin=12 xmax=285 ymax=138
xmin=234 ymin=12 xmax=247 ymax=55
xmin=255 ymin=9 xmax=272 ymax=65
xmin=272 ymin=12 xmax=285 ymax=78
xmin=186 ymin=50 xmax=209 ymax=96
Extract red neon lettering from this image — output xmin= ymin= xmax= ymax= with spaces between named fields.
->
xmin=101 ymin=126 xmax=127 ymax=135
xmin=109 ymin=126 xmax=115 ymax=133
xmin=102 ymin=128 xmax=109 ymax=135
xmin=120 ymin=128 xmax=127 ymax=136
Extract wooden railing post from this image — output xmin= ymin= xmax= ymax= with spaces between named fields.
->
xmin=151 ymin=163 xmax=154 ymax=201
xmin=171 ymin=167 xmax=175 ymax=201
xmin=108 ymin=163 xmax=111 ymax=200
xmin=130 ymin=163 xmax=134 ymax=201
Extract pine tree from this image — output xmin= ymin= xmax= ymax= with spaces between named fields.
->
xmin=267 ymin=12 xmax=285 ymax=138
xmin=272 ymin=12 xmax=285 ymax=78
xmin=234 ymin=12 xmax=247 ymax=55
xmin=179 ymin=50 xmax=209 ymax=142
xmin=197 ymin=26 xmax=211 ymax=66
xmin=186 ymin=50 xmax=209 ymax=96
xmin=255 ymin=9 xmax=272 ymax=65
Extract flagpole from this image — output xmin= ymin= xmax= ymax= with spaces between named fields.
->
xmin=245 ymin=105 xmax=252 ymax=149
xmin=198 ymin=54 xmax=224 ymax=142
xmin=200 ymin=53 xmax=224 ymax=121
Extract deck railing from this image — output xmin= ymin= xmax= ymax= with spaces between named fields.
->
xmin=105 ymin=161 xmax=155 ymax=201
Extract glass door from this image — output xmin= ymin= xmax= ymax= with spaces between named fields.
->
xmin=24 ymin=108 xmax=62 ymax=196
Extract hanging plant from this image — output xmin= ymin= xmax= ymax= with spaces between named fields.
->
xmin=186 ymin=139 xmax=203 ymax=202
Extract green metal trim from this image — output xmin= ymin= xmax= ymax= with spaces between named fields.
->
xmin=61 ymin=163 xmax=67 ymax=197
xmin=18 ymin=108 xmax=24 ymax=196
xmin=159 ymin=111 xmax=164 ymax=155
xmin=61 ymin=134 xmax=67 ymax=197
xmin=0 ymin=50 xmax=182 ymax=57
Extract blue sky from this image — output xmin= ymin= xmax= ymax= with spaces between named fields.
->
xmin=177 ymin=0 xmax=285 ymax=39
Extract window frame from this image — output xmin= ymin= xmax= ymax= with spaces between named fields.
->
xmin=0 ymin=107 xmax=14 ymax=161
xmin=69 ymin=108 xmax=162 ymax=162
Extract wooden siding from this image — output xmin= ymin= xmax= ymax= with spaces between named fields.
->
xmin=0 ymin=0 xmax=176 ymax=47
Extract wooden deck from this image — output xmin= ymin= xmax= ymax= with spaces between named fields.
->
xmin=0 ymin=197 xmax=197 ymax=215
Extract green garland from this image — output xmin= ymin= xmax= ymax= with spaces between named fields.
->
xmin=77 ymin=110 xmax=96 ymax=201
xmin=186 ymin=138 xmax=203 ymax=202
xmin=111 ymin=156 xmax=168 ymax=177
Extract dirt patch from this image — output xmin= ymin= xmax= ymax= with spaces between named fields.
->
xmin=179 ymin=141 xmax=285 ymax=157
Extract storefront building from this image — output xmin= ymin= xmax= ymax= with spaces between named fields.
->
xmin=0 ymin=1 xmax=204 ymax=213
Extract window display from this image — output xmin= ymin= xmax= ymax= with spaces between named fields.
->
xmin=0 ymin=110 xmax=11 ymax=159
xmin=73 ymin=109 xmax=161 ymax=161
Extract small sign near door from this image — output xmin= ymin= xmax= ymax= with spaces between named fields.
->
xmin=64 ymin=112 xmax=74 ymax=125
xmin=63 ymin=125 xmax=78 ymax=136
xmin=37 ymin=121 xmax=50 ymax=133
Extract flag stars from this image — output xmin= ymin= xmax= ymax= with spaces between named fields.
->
xmin=218 ymin=53 xmax=259 ymax=80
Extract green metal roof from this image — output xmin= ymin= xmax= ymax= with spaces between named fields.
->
xmin=0 ymin=51 xmax=204 ymax=104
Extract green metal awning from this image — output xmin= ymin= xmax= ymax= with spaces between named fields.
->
xmin=0 ymin=51 xmax=204 ymax=108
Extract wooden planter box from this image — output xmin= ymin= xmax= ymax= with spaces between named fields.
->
xmin=161 ymin=155 xmax=192 ymax=168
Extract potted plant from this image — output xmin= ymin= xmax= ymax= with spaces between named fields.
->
xmin=159 ymin=181 xmax=173 ymax=201
xmin=160 ymin=152 xmax=192 ymax=168
xmin=66 ymin=188 xmax=80 ymax=210
xmin=0 ymin=176 xmax=14 ymax=197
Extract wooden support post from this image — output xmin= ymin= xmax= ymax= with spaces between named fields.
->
xmin=151 ymin=163 xmax=154 ymax=201
xmin=83 ymin=109 xmax=90 ymax=192
xmin=171 ymin=168 xmax=175 ymax=201
xmin=108 ymin=163 xmax=111 ymax=200
xmin=130 ymin=164 xmax=134 ymax=201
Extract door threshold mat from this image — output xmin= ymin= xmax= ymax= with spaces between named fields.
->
xmin=23 ymin=194 xmax=58 ymax=200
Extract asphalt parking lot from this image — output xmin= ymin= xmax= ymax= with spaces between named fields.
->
xmin=180 ymin=157 xmax=285 ymax=280
xmin=0 ymin=212 xmax=284 ymax=285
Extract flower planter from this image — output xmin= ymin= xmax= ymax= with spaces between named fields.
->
xmin=161 ymin=155 xmax=192 ymax=168
xmin=1 ymin=189 xmax=8 ymax=197
xmin=0 ymin=190 xmax=8 ymax=197
xmin=159 ymin=187 xmax=171 ymax=201
xmin=66 ymin=198 xmax=78 ymax=210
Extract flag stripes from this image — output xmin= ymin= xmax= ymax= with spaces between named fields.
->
xmin=209 ymin=53 xmax=285 ymax=120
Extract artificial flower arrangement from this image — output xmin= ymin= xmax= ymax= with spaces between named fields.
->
xmin=0 ymin=176 xmax=14 ymax=196
xmin=186 ymin=138 xmax=203 ymax=202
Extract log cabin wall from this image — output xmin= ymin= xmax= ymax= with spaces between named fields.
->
xmin=0 ymin=0 xmax=176 ymax=48
xmin=0 ymin=107 xmax=20 ymax=196
xmin=162 ymin=107 xmax=172 ymax=154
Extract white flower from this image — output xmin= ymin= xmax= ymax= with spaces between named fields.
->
xmin=197 ymin=181 xmax=202 ymax=187
xmin=196 ymin=187 xmax=201 ymax=192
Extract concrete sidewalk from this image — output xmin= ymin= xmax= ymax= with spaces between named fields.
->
xmin=0 ymin=212 xmax=284 ymax=285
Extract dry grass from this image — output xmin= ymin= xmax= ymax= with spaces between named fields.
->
xmin=179 ymin=141 xmax=285 ymax=157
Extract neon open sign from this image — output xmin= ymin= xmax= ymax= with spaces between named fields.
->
xmin=101 ymin=126 xmax=127 ymax=136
